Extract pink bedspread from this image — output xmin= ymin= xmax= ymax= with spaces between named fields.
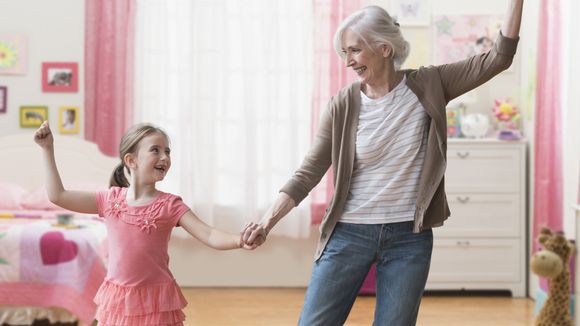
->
xmin=0 ymin=213 xmax=107 ymax=324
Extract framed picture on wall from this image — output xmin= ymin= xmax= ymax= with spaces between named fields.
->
xmin=0 ymin=86 xmax=6 ymax=113
xmin=42 ymin=62 xmax=78 ymax=92
xmin=20 ymin=106 xmax=48 ymax=128
xmin=0 ymin=34 xmax=27 ymax=75
xmin=58 ymin=106 xmax=80 ymax=134
xmin=433 ymin=15 xmax=502 ymax=65
xmin=391 ymin=0 xmax=431 ymax=26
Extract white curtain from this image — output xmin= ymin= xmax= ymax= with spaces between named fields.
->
xmin=134 ymin=0 xmax=313 ymax=237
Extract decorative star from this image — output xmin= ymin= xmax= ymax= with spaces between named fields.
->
xmin=435 ymin=16 xmax=455 ymax=36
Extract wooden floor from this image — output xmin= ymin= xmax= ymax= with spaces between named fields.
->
xmin=182 ymin=288 xmax=534 ymax=326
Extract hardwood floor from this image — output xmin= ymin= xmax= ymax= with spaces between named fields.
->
xmin=181 ymin=288 xmax=534 ymax=325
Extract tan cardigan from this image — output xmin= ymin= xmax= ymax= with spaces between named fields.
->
xmin=281 ymin=33 xmax=519 ymax=260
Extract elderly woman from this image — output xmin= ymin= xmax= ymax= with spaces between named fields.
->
xmin=243 ymin=1 xmax=524 ymax=325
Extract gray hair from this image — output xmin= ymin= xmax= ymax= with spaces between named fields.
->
xmin=333 ymin=6 xmax=410 ymax=70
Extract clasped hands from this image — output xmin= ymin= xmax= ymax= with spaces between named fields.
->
xmin=240 ymin=222 xmax=268 ymax=248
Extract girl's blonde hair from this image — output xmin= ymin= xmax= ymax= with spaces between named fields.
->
xmin=333 ymin=5 xmax=410 ymax=70
xmin=109 ymin=123 xmax=169 ymax=188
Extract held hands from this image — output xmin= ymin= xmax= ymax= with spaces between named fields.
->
xmin=240 ymin=222 xmax=268 ymax=250
xmin=238 ymin=193 xmax=293 ymax=250
xmin=33 ymin=121 xmax=54 ymax=149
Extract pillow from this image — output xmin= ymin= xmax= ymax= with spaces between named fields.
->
xmin=20 ymin=183 xmax=108 ymax=210
xmin=21 ymin=187 xmax=61 ymax=210
xmin=0 ymin=182 xmax=27 ymax=209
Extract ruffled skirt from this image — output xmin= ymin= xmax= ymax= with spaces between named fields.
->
xmin=94 ymin=279 xmax=187 ymax=326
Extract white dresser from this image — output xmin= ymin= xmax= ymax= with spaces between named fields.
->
xmin=425 ymin=139 xmax=527 ymax=297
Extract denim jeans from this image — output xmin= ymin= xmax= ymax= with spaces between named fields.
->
xmin=298 ymin=221 xmax=433 ymax=326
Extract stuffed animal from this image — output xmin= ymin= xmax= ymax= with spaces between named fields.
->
xmin=492 ymin=98 xmax=521 ymax=140
xmin=530 ymin=227 xmax=575 ymax=326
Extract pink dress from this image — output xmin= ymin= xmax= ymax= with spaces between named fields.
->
xmin=95 ymin=187 xmax=190 ymax=326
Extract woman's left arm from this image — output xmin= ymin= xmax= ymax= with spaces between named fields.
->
xmin=502 ymin=0 xmax=524 ymax=38
xmin=437 ymin=0 xmax=524 ymax=102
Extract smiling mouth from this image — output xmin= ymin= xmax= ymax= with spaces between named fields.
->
xmin=154 ymin=166 xmax=167 ymax=173
xmin=354 ymin=66 xmax=367 ymax=74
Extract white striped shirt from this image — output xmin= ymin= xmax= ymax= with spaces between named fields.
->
xmin=340 ymin=76 xmax=429 ymax=224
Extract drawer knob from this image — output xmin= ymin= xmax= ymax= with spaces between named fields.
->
xmin=456 ymin=241 xmax=471 ymax=246
xmin=457 ymin=152 xmax=470 ymax=159
xmin=457 ymin=196 xmax=470 ymax=203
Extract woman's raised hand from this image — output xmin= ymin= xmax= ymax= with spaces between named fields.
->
xmin=33 ymin=121 xmax=54 ymax=149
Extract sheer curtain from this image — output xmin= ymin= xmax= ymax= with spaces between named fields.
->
xmin=134 ymin=0 xmax=313 ymax=237
xmin=533 ymin=0 xmax=563 ymax=249
xmin=310 ymin=0 xmax=361 ymax=224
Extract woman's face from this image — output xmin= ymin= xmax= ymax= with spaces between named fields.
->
xmin=340 ymin=29 xmax=388 ymax=86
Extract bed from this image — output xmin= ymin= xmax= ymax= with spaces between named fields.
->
xmin=0 ymin=133 xmax=117 ymax=326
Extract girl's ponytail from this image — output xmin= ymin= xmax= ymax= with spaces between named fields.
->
xmin=109 ymin=162 xmax=130 ymax=188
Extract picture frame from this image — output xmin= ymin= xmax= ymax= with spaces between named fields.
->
xmin=0 ymin=34 xmax=27 ymax=75
xmin=58 ymin=106 xmax=80 ymax=134
xmin=42 ymin=62 xmax=78 ymax=92
xmin=433 ymin=15 xmax=503 ymax=65
xmin=20 ymin=106 xmax=48 ymax=128
xmin=391 ymin=0 xmax=431 ymax=27
xmin=0 ymin=86 xmax=6 ymax=113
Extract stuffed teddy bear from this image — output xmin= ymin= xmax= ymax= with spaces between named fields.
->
xmin=530 ymin=227 xmax=575 ymax=326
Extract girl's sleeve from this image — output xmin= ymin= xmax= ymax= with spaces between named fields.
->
xmin=168 ymin=195 xmax=191 ymax=226
xmin=96 ymin=187 xmax=119 ymax=219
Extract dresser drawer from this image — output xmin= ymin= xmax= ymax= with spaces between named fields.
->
xmin=427 ymin=238 xmax=521 ymax=283
xmin=435 ymin=193 xmax=521 ymax=237
xmin=446 ymin=147 xmax=521 ymax=193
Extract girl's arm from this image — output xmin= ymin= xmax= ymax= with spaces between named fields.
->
xmin=179 ymin=210 xmax=261 ymax=250
xmin=34 ymin=121 xmax=98 ymax=214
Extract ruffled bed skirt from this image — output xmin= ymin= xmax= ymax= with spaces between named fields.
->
xmin=94 ymin=279 xmax=187 ymax=326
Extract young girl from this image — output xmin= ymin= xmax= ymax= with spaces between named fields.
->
xmin=34 ymin=121 xmax=263 ymax=326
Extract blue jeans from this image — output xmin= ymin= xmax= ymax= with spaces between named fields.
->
xmin=298 ymin=221 xmax=433 ymax=326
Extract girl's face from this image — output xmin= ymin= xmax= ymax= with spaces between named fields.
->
xmin=340 ymin=29 xmax=389 ymax=86
xmin=131 ymin=132 xmax=171 ymax=183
